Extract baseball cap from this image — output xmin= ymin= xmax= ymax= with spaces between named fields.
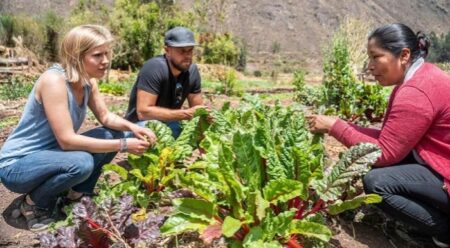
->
xmin=164 ymin=27 xmax=198 ymax=47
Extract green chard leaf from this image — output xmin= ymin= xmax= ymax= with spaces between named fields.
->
xmin=289 ymin=220 xmax=332 ymax=243
xmin=263 ymin=179 xmax=305 ymax=204
xmin=222 ymin=216 xmax=242 ymax=237
xmin=160 ymin=214 xmax=209 ymax=235
xmin=172 ymin=198 xmax=217 ymax=223
xmin=312 ymin=143 xmax=381 ymax=202
xmin=327 ymin=194 xmax=382 ymax=215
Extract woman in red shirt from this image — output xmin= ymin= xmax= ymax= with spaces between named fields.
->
xmin=308 ymin=23 xmax=450 ymax=247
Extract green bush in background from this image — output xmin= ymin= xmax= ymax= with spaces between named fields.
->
xmin=0 ymin=75 xmax=35 ymax=100
xmin=428 ymin=31 xmax=450 ymax=63
xmin=320 ymin=35 xmax=388 ymax=123
xmin=0 ymin=11 xmax=64 ymax=62
xmin=98 ymin=77 xmax=135 ymax=96
xmin=109 ymin=0 xmax=192 ymax=69
xmin=216 ymin=68 xmax=238 ymax=96
xmin=0 ymin=15 xmax=15 ymax=46
xmin=321 ymin=36 xmax=355 ymax=108
xmin=291 ymin=29 xmax=388 ymax=124
xmin=0 ymin=0 xmax=245 ymax=71
xmin=198 ymin=32 xmax=245 ymax=70
xmin=42 ymin=11 xmax=64 ymax=61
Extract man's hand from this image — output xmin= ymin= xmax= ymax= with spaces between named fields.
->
xmin=306 ymin=115 xmax=338 ymax=134
xmin=184 ymin=105 xmax=210 ymax=119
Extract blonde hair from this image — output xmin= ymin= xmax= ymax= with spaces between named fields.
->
xmin=60 ymin=24 xmax=113 ymax=83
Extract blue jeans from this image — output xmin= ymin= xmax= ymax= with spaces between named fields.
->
xmin=165 ymin=121 xmax=182 ymax=139
xmin=0 ymin=127 xmax=123 ymax=210
xmin=364 ymin=159 xmax=450 ymax=236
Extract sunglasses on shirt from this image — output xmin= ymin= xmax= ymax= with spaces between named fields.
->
xmin=175 ymin=82 xmax=183 ymax=106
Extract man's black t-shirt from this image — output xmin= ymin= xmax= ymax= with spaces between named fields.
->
xmin=125 ymin=55 xmax=201 ymax=122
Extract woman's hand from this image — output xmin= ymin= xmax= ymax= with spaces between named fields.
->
xmin=306 ymin=115 xmax=338 ymax=134
xmin=130 ymin=125 xmax=157 ymax=145
xmin=126 ymin=138 xmax=151 ymax=155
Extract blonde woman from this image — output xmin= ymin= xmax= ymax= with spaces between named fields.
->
xmin=0 ymin=25 xmax=156 ymax=231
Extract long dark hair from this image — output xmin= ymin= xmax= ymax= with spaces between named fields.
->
xmin=368 ymin=23 xmax=430 ymax=62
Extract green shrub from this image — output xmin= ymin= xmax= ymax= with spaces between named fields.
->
xmin=0 ymin=12 xmax=63 ymax=62
xmin=0 ymin=15 xmax=15 ymax=46
xmin=1 ymin=0 xmax=250 ymax=72
xmin=292 ymin=69 xmax=322 ymax=106
xmin=0 ymin=75 xmax=35 ymax=100
xmin=322 ymin=37 xmax=355 ymax=107
xmin=41 ymin=11 xmax=64 ymax=61
xmin=199 ymin=32 xmax=244 ymax=68
xmin=110 ymin=0 xmax=191 ymax=69
xmin=271 ymin=41 xmax=281 ymax=54
xmin=64 ymin=0 xmax=192 ymax=69
xmin=318 ymin=35 xmax=388 ymax=123
xmin=215 ymin=68 xmax=238 ymax=96
xmin=98 ymin=78 xmax=133 ymax=96
xmin=337 ymin=17 xmax=373 ymax=74
xmin=0 ymin=116 xmax=19 ymax=130
xmin=292 ymin=70 xmax=308 ymax=101
xmin=66 ymin=0 xmax=109 ymax=27
xmin=428 ymin=31 xmax=450 ymax=63
xmin=236 ymin=41 xmax=247 ymax=71
xmin=436 ymin=62 xmax=450 ymax=72
xmin=0 ymin=15 xmax=46 ymax=58
xmin=253 ymin=70 xmax=262 ymax=77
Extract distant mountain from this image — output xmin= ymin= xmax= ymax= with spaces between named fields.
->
xmin=2 ymin=0 xmax=450 ymax=64
xmin=180 ymin=0 xmax=450 ymax=57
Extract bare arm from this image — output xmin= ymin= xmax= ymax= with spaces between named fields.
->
xmin=187 ymin=92 xmax=204 ymax=107
xmin=136 ymin=89 xmax=203 ymax=121
xmin=89 ymin=80 xmax=135 ymax=131
xmin=89 ymin=79 xmax=157 ymax=142
xmin=39 ymin=74 xmax=152 ymax=154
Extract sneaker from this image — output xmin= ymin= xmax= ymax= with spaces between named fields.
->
xmin=432 ymin=236 xmax=450 ymax=248
xmin=20 ymin=199 xmax=54 ymax=232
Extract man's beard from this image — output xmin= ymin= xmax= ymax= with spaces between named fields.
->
xmin=171 ymin=60 xmax=191 ymax=72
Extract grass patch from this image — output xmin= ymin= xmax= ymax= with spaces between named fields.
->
xmin=436 ymin=62 xmax=450 ymax=73
xmin=0 ymin=116 xmax=19 ymax=130
xmin=203 ymin=78 xmax=279 ymax=93
xmin=0 ymin=76 xmax=35 ymax=100
xmin=99 ymin=79 xmax=134 ymax=96
xmin=236 ymin=79 xmax=274 ymax=89
xmin=258 ymin=92 xmax=295 ymax=101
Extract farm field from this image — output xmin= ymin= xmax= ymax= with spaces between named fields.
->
xmin=0 ymin=82 xmax=435 ymax=247
xmin=2 ymin=1 xmax=450 ymax=246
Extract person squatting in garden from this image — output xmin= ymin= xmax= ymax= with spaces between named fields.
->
xmin=307 ymin=23 xmax=450 ymax=247
xmin=0 ymin=25 xmax=157 ymax=231
xmin=125 ymin=26 xmax=208 ymax=138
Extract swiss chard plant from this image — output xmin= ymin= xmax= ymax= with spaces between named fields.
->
xmin=39 ymin=195 xmax=165 ymax=248
xmin=48 ymin=96 xmax=382 ymax=248
xmin=101 ymin=111 xmax=212 ymax=208
xmin=158 ymin=97 xmax=382 ymax=247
